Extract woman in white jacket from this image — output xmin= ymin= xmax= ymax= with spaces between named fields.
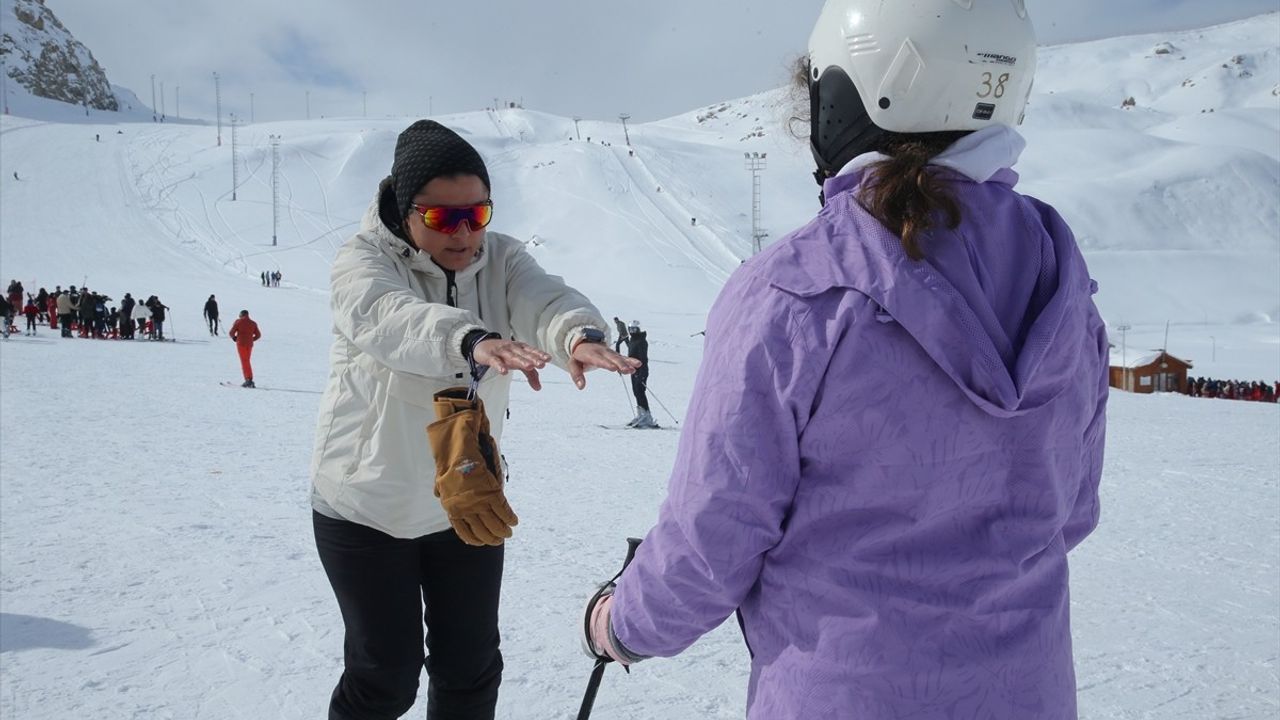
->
xmin=311 ymin=120 xmax=638 ymax=720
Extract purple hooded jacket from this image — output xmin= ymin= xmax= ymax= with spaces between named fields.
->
xmin=610 ymin=165 xmax=1109 ymax=719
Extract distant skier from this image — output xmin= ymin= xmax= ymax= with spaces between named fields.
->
xmin=133 ymin=295 xmax=150 ymax=338
xmin=229 ymin=309 xmax=260 ymax=387
xmin=34 ymin=287 xmax=49 ymax=323
xmin=625 ymin=320 xmax=656 ymax=428
xmin=613 ymin=316 xmax=630 ymax=353
xmin=204 ymin=294 xmax=221 ymax=335
xmin=7 ymin=279 xmax=24 ymax=309
xmin=0 ymin=295 xmax=12 ymax=338
xmin=146 ymin=296 xmax=169 ymax=340
xmin=118 ymin=293 xmax=135 ymax=339
xmin=46 ymin=292 xmax=58 ymax=330
xmin=22 ymin=297 xmax=38 ymax=335
xmin=56 ymin=289 xmax=75 ymax=337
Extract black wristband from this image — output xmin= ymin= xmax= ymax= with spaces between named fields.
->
xmin=462 ymin=329 xmax=501 ymax=362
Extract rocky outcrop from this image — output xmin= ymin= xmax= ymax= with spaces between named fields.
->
xmin=1 ymin=0 xmax=119 ymax=111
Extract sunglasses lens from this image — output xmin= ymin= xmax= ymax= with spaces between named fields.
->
xmin=420 ymin=203 xmax=493 ymax=233
xmin=470 ymin=203 xmax=493 ymax=228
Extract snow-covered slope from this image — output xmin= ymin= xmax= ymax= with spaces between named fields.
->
xmin=0 ymin=12 xmax=1277 ymax=720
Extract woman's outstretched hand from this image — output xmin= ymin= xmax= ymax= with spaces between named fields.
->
xmin=569 ymin=343 xmax=641 ymax=390
xmin=473 ymin=339 xmax=551 ymax=391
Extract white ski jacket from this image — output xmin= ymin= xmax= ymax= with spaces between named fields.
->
xmin=311 ymin=196 xmax=608 ymax=539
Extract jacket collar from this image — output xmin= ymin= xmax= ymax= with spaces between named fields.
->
xmin=832 ymin=124 xmax=1026 ymax=186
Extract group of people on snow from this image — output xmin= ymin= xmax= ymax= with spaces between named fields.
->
xmin=2 ymin=280 xmax=171 ymax=341
xmin=260 ymin=270 xmax=283 ymax=287
xmin=1186 ymin=376 xmax=1278 ymax=402
xmin=2 ymin=281 xmax=264 ymax=387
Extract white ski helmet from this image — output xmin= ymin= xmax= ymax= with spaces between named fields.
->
xmin=807 ymin=0 xmax=1037 ymax=181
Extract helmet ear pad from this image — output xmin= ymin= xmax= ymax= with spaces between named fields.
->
xmin=810 ymin=65 xmax=886 ymax=185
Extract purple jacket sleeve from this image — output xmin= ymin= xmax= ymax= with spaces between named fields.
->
xmin=1063 ymin=315 xmax=1108 ymax=551
xmin=609 ymin=270 xmax=822 ymax=658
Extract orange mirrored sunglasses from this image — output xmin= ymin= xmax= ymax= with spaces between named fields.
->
xmin=410 ymin=200 xmax=494 ymax=234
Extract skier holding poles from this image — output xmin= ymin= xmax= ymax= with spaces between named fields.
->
xmin=624 ymin=321 xmax=657 ymax=428
xmin=580 ymin=2 xmax=1109 ymax=718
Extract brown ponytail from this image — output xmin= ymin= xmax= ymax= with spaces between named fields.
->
xmin=857 ymin=132 xmax=969 ymax=260
xmin=787 ymin=55 xmax=970 ymax=260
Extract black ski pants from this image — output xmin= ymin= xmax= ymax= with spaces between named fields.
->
xmin=314 ymin=512 xmax=504 ymax=720
xmin=631 ymin=368 xmax=650 ymax=412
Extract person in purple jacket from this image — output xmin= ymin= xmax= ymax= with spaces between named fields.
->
xmin=580 ymin=2 xmax=1110 ymax=718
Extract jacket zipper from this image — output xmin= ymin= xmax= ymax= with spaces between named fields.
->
xmin=444 ymin=270 xmax=458 ymax=308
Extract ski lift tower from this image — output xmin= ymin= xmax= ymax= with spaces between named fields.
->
xmin=270 ymin=135 xmax=281 ymax=246
xmin=618 ymin=113 xmax=631 ymax=145
xmin=230 ymin=114 xmax=239 ymax=200
xmin=213 ymin=72 xmax=222 ymax=146
xmin=745 ymin=152 xmax=768 ymax=253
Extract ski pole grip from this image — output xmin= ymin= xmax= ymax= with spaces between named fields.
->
xmin=622 ymin=537 xmax=642 ymax=570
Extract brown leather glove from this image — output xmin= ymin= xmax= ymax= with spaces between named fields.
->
xmin=427 ymin=388 xmax=519 ymax=546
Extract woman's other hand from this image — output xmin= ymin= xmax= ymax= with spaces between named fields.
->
xmin=473 ymin=339 xmax=551 ymax=390
xmin=569 ymin=343 xmax=641 ymax=390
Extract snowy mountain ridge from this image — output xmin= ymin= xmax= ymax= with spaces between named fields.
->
xmin=0 ymin=0 xmax=117 ymax=111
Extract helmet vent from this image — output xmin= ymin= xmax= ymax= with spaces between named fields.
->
xmin=844 ymin=32 xmax=879 ymax=57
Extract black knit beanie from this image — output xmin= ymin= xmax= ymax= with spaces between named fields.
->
xmin=379 ymin=120 xmax=490 ymax=239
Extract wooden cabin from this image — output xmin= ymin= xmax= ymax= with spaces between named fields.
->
xmin=1109 ymin=351 xmax=1194 ymax=394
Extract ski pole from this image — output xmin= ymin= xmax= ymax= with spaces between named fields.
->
xmin=640 ymin=380 xmax=679 ymax=426
xmin=619 ymin=372 xmax=635 ymax=416
xmin=577 ymin=537 xmax=642 ymax=720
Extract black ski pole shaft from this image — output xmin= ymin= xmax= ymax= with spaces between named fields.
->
xmin=619 ymin=372 xmax=635 ymax=416
xmin=640 ymin=380 xmax=679 ymax=425
xmin=576 ymin=659 xmax=608 ymax=720
xmin=576 ymin=537 xmax=643 ymax=720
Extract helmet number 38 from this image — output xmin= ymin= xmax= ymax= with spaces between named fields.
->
xmin=978 ymin=72 xmax=1012 ymax=99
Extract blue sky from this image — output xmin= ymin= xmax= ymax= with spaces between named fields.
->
xmin=47 ymin=0 xmax=1280 ymax=123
